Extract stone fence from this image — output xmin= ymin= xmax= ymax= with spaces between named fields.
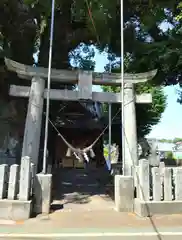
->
xmin=135 ymin=159 xmax=182 ymax=216
xmin=136 ymin=160 xmax=178 ymax=202
xmin=0 ymin=156 xmax=35 ymax=220
xmin=115 ymin=159 xmax=182 ymax=217
xmin=134 ymin=159 xmax=182 ymax=216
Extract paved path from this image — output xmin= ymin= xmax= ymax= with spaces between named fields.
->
xmin=51 ymin=167 xmax=113 ymax=211
xmin=1 ymin=211 xmax=182 ymax=238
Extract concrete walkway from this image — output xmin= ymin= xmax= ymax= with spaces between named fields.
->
xmin=51 ymin=167 xmax=113 ymax=211
xmin=0 ymin=168 xmax=182 ymax=238
xmin=1 ymin=210 xmax=182 ymax=238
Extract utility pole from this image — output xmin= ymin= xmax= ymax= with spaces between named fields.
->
xmin=42 ymin=0 xmax=55 ymax=174
xmin=120 ymin=0 xmax=125 ymax=175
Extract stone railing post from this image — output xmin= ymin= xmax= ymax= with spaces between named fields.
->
xmin=138 ymin=159 xmax=149 ymax=201
xmin=175 ymin=168 xmax=182 ymax=200
xmin=152 ymin=167 xmax=161 ymax=201
xmin=19 ymin=156 xmax=31 ymax=201
xmin=34 ymin=173 xmax=52 ymax=214
xmin=115 ymin=175 xmax=134 ymax=212
xmin=8 ymin=164 xmax=19 ymax=200
xmin=164 ymin=168 xmax=172 ymax=201
xmin=0 ymin=164 xmax=8 ymax=199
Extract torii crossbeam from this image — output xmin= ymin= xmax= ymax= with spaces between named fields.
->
xmin=5 ymin=58 xmax=157 ymax=175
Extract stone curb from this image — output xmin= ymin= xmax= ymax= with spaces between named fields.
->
xmin=0 ymin=231 xmax=182 ymax=239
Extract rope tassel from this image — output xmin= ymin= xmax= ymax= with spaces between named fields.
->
xmin=66 ymin=147 xmax=72 ymax=157
xmin=73 ymin=152 xmax=84 ymax=163
xmin=83 ymin=152 xmax=89 ymax=162
xmin=90 ymin=148 xmax=95 ymax=158
xmin=49 ymin=109 xmax=121 ymax=157
xmin=78 ymin=153 xmax=84 ymax=163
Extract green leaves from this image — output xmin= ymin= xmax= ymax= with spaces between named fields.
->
xmin=1 ymin=0 xmax=177 ymax=139
xmin=136 ymin=86 xmax=166 ymax=137
xmin=102 ymin=66 xmax=167 ymax=138
xmin=176 ymin=2 xmax=182 ymax=21
xmin=23 ymin=0 xmax=36 ymax=5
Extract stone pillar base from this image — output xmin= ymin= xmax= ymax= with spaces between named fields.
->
xmin=34 ymin=174 xmax=52 ymax=214
xmin=115 ymin=175 xmax=134 ymax=212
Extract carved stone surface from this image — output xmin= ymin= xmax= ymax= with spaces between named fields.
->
xmin=19 ymin=156 xmax=31 ymax=201
xmin=152 ymin=167 xmax=161 ymax=201
xmin=34 ymin=173 xmax=52 ymax=214
xmin=8 ymin=164 xmax=19 ymax=200
xmin=78 ymin=71 xmax=92 ymax=100
xmin=21 ymin=77 xmax=45 ymax=170
xmin=164 ymin=168 xmax=172 ymax=201
xmin=148 ymin=142 xmax=160 ymax=166
xmin=115 ymin=175 xmax=134 ymax=212
xmin=0 ymin=164 xmax=8 ymax=199
xmin=5 ymin=58 xmax=157 ymax=85
xmin=123 ymin=83 xmax=138 ymax=176
xmin=138 ymin=159 xmax=150 ymax=201
xmin=175 ymin=168 xmax=182 ymax=200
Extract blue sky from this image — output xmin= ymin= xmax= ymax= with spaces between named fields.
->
xmin=93 ymin=50 xmax=182 ymax=140
xmin=148 ymin=86 xmax=182 ymax=139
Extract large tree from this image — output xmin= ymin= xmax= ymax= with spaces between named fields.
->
xmin=0 ymin=0 xmax=180 ymax=135
xmin=0 ymin=1 xmax=178 ymax=66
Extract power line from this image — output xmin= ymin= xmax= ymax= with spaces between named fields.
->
xmin=85 ymin=0 xmax=100 ymax=45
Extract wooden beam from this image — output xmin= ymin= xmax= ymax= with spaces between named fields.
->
xmin=5 ymin=58 xmax=157 ymax=86
xmin=9 ymin=85 xmax=152 ymax=104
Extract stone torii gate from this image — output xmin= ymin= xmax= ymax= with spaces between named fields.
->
xmin=5 ymin=58 xmax=157 ymax=175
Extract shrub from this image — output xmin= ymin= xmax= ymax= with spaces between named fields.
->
xmin=166 ymin=151 xmax=173 ymax=159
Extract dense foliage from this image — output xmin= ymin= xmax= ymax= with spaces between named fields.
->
xmin=159 ymin=138 xmax=182 ymax=143
xmin=1 ymin=0 xmax=181 ymax=137
xmin=0 ymin=0 xmax=180 ymax=78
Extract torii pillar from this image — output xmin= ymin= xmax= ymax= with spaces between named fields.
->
xmin=21 ymin=77 xmax=45 ymax=171
xmin=122 ymin=76 xmax=155 ymax=176
xmin=123 ymin=82 xmax=138 ymax=176
xmin=5 ymin=58 xmax=157 ymax=175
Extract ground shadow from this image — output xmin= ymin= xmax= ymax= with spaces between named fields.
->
xmin=51 ymin=166 xmax=114 ymax=211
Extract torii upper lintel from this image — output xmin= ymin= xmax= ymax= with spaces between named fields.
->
xmin=5 ymin=58 xmax=157 ymax=86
